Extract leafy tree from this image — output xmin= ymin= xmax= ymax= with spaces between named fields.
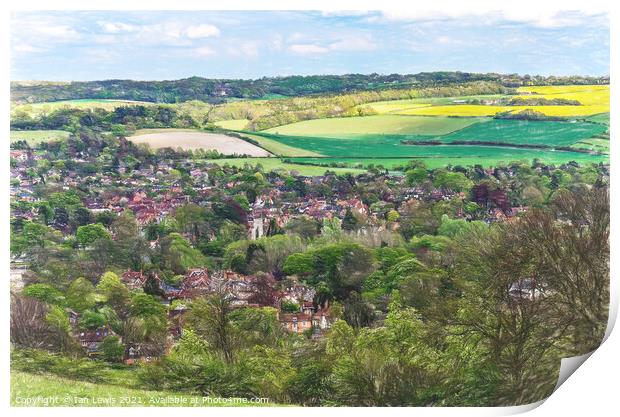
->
xmin=101 ymin=335 xmax=125 ymax=362
xmin=285 ymin=216 xmax=320 ymax=240
xmin=433 ymin=170 xmax=474 ymax=193
xmin=342 ymin=208 xmax=358 ymax=230
xmin=45 ymin=305 xmax=75 ymax=352
xmin=158 ymin=233 xmax=209 ymax=274
xmin=186 ymin=293 xmax=237 ymax=363
xmin=23 ymin=283 xmax=65 ymax=306
xmin=76 ymin=223 xmax=110 ymax=248
xmin=280 ymin=300 xmax=300 ymax=313
xmin=437 ymin=214 xmax=488 ymax=238
xmin=96 ymin=272 xmax=123 ymax=298
xmin=282 ymin=252 xmax=314 ymax=277
xmin=79 ymin=310 xmax=107 ymax=330
xmin=66 ymin=277 xmax=97 ymax=312
xmin=405 ymin=166 xmax=428 ymax=186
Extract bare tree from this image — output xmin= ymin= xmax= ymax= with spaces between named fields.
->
xmin=519 ymin=188 xmax=609 ymax=353
xmin=10 ymin=294 xmax=57 ymax=350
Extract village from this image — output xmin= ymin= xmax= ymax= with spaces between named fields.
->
xmin=9 ymin=141 xmax=541 ymax=365
xmin=71 ymin=266 xmax=330 ymax=362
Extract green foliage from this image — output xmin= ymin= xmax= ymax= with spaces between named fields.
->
xmin=76 ymin=223 xmax=110 ymax=248
xmin=284 ymin=242 xmax=375 ymax=300
xmin=282 ymin=252 xmax=314 ymax=276
xmin=96 ymin=272 xmax=123 ymax=296
xmin=23 ymin=284 xmax=65 ymax=306
xmin=101 ymin=336 xmax=125 ymax=363
xmin=437 ymin=214 xmax=488 ymax=238
xmin=78 ymin=310 xmax=107 ymax=330
xmin=433 ymin=170 xmax=474 ymax=193
xmin=280 ymin=300 xmax=300 ymax=313
xmin=158 ymin=233 xmax=209 ymax=274
xmin=66 ymin=277 xmax=97 ymax=312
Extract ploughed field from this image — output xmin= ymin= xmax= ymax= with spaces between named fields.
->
xmin=127 ymin=129 xmax=271 ymax=156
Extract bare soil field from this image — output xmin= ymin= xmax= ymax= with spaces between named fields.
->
xmin=128 ymin=129 xmax=271 ymax=156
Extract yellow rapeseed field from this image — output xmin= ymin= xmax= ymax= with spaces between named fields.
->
xmin=515 ymin=84 xmax=609 ymax=107
xmin=389 ymin=85 xmax=609 ymax=117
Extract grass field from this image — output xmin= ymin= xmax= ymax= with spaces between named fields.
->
xmin=12 ymin=99 xmax=155 ymax=116
xmin=10 ymin=130 xmax=71 ymax=144
xmin=571 ymin=138 xmax=609 ymax=154
xmin=263 ymin=115 xmax=484 ymax=136
xmin=11 ymin=372 xmax=271 ymax=407
xmin=128 ymin=129 xmax=271 ymax=156
xmin=436 ymin=119 xmax=607 ymax=146
xmin=290 ymin=147 xmax=608 ymax=169
xmin=207 ymin=157 xmax=365 ymax=175
xmin=251 ymin=119 xmax=605 ymax=158
xmin=586 ymin=113 xmax=610 ymax=125
xmin=237 ymin=132 xmax=323 ymax=157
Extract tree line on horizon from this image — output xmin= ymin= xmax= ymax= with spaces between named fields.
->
xmin=11 ymin=72 xmax=609 ymax=105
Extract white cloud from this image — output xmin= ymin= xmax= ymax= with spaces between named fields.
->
xmin=377 ymin=9 xmax=608 ymax=29
xmin=289 ymin=44 xmax=329 ymax=54
xmin=320 ymin=11 xmax=372 ymax=17
xmin=13 ymin=17 xmax=80 ymax=42
xmin=269 ymin=33 xmax=284 ymax=51
xmin=36 ymin=24 xmax=80 ymax=40
xmin=186 ymin=24 xmax=220 ymax=39
xmin=12 ymin=43 xmax=43 ymax=54
xmin=194 ymin=46 xmax=216 ymax=57
xmin=228 ymin=41 xmax=260 ymax=58
xmin=99 ymin=22 xmax=139 ymax=33
xmin=288 ymin=33 xmax=376 ymax=55
xmin=11 ymin=15 xmax=81 ymax=55
xmin=501 ymin=10 xmax=607 ymax=28
xmin=329 ymin=36 xmax=376 ymax=51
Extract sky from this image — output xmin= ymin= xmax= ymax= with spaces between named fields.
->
xmin=10 ymin=10 xmax=610 ymax=81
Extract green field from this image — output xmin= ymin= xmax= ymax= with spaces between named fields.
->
xmin=207 ymin=157 xmax=364 ymax=175
xmin=10 ymin=130 xmax=71 ymax=144
xmin=247 ymin=117 xmax=608 ymax=173
xmin=290 ymin=146 xmax=608 ymax=169
xmin=586 ymin=113 xmax=610 ymax=125
xmin=11 ymin=372 xmax=271 ymax=407
xmin=571 ymin=138 xmax=610 ymax=154
xmin=12 ymin=99 xmax=154 ymax=116
xmin=263 ymin=115 xmax=484 ymax=137
xmin=251 ymin=119 xmax=605 ymax=158
xmin=435 ymin=119 xmax=607 ymax=146
xmin=237 ymin=132 xmax=323 ymax=156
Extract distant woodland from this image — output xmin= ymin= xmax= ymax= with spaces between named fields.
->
xmin=11 ymin=72 xmax=609 ymax=104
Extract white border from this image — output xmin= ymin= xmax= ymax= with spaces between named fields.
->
xmin=2 ymin=0 xmax=616 ymax=415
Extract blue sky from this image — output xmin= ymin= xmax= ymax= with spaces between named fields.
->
xmin=10 ymin=10 xmax=609 ymax=81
